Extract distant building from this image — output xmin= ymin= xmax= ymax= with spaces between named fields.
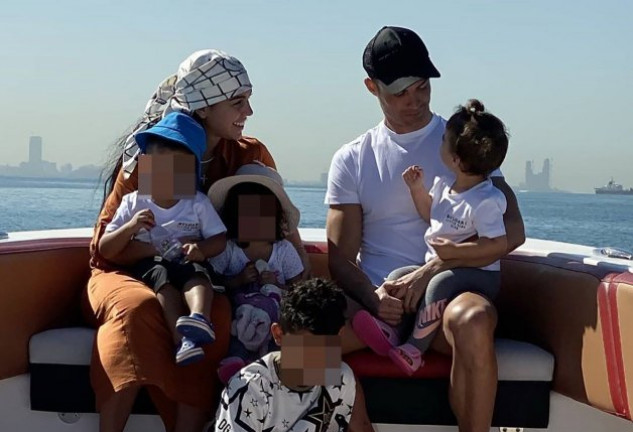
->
xmin=0 ymin=136 xmax=100 ymax=180
xmin=18 ymin=136 xmax=57 ymax=177
xmin=320 ymin=172 xmax=328 ymax=186
xmin=29 ymin=136 xmax=43 ymax=163
xmin=518 ymin=159 xmax=552 ymax=192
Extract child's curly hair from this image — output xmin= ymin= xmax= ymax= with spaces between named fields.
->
xmin=445 ymin=99 xmax=509 ymax=177
xmin=279 ymin=278 xmax=347 ymax=335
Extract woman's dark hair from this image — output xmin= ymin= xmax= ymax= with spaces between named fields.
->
xmin=221 ymin=182 xmax=286 ymax=245
xmin=279 ymin=278 xmax=347 ymax=335
xmin=445 ymin=99 xmax=509 ymax=177
xmin=99 ymin=120 xmax=141 ymax=209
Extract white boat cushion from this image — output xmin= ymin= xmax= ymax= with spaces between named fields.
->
xmin=28 ymin=328 xmax=554 ymax=381
xmin=29 ymin=327 xmax=96 ymax=366
xmin=495 ymin=338 xmax=554 ymax=381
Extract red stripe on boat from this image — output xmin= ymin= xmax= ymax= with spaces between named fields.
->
xmin=599 ymin=274 xmax=630 ymax=419
xmin=304 ymin=242 xmax=327 ymax=254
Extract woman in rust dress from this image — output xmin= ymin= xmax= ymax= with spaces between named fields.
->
xmin=84 ymin=49 xmax=309 ymax=432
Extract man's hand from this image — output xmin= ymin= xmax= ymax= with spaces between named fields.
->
xmin=391 ymin=261 xmax=446 ymax=314
xmin=402 ymin=165 xmax=424 ymax=190
xmin=125 ymin=209 xmax=155 ymax=234
xmin=428 ymin=237 xmax=459 ymax=260
xmin=182 ymin=243 xmax=205 ymax=262
xmin=373 ymin=284 xmax=404 ymax=326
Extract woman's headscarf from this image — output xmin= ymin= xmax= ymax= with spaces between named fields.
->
xmin=121 ymin=49 xmax=252 ymax=178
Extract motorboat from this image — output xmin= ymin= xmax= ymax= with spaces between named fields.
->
xmin=0 ymin=227 xmax=632 ymax=431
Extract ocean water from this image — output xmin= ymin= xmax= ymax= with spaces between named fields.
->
xmin=1 ymin=179 xmax=633 ymax=252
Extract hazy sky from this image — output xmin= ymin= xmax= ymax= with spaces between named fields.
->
xmin=1 ymin=0 xmax=632 ymax=192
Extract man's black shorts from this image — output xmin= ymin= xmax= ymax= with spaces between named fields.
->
xmin=131 ymin=256 xmax=216 ymax=292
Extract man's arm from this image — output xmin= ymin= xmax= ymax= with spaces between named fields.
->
xmin=431 ymin=236 xmax=508 ymax=263
xmin=327 ymin=204 xmax=404 ymax=325
xmin=327 ymin=205 xmax=375 ymax=308
xmin=492 ymin=177 xmax=526 ymax=252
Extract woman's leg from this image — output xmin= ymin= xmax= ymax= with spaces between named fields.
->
xmin=99 ymin=385 xmax=140 ymax=432
xmin=174 ymin=403 xmax=209 ymax=432
xmin=85 ymin=269 xmax=231 ymax=430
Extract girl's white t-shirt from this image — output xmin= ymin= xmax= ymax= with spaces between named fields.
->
xmin=209 ymin=239 xmax=304 ymax=284
xmin=425 ymin=176 xmax=507 ymax=271
xmin=105 ymin=190 xmax=226 ymax=243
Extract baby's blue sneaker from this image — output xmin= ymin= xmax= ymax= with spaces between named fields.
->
xmin=176 ymin=313 xmax=215 ymax=345
xmin=176 ymin=337 xmax=205 ymax=366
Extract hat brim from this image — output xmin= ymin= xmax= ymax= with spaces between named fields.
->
xmin=208 ymin=175 xmax=300 ymax=232
xmin=379 ymin=70 xmax=439 ymax=94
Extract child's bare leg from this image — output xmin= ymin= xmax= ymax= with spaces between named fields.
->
xmin=156 ymin=284 xmax=186 ymax=345
xmin=182 ymin=276 xmax=214 ymax=319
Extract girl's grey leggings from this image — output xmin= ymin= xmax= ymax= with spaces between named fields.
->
xmin=386 ymin=266 xmax=500 ymax=354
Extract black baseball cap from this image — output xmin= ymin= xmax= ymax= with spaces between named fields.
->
xmin=363 ymin=26 xmax=440 ymax=94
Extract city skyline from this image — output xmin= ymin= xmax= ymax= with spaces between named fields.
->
xmin=1 ymin=135 xmax=621 ymax=194
xmin=1 ymin=0 xmax=631 ymax=193
xmin=0 ymin=136 xmax=101 ymax=180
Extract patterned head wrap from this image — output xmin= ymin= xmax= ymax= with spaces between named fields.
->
xmin=121 ymin=49 xmax=252 ymax=178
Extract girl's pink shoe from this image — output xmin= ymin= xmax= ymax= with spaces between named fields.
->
xmin=388 ymin=343 xmax=423 ymax=376
xmin=351 ymin=310 xmax=399 ymax=356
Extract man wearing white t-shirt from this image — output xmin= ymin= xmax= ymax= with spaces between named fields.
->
xmin=325 ymin=26 xmax=525 ymax=432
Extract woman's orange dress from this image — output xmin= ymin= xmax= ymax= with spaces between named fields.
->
xmin=82 ymin=137 xmax=276 ymax=428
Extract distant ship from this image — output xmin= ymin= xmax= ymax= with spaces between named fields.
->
xmin=595 ymin=179 xmax=633 ymax=195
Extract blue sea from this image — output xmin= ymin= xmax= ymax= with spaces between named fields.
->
xmin=1 ymin=177 xmax=632 ymax=252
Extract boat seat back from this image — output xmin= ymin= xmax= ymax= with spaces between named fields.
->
xmin=29 ymin=327 xmax=554 ymax=427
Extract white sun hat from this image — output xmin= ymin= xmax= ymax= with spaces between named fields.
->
xmin=208 ymin=164 xmax=300 ymax=231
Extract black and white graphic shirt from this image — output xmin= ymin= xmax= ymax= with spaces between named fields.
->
xmin=215 ymin=353 xmax=356 ymax=432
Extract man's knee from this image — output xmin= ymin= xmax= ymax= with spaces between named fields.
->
xmin=444 ymin=295 xmax=497 ymax=348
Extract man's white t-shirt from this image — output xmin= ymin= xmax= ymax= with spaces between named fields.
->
xmin=325 ymin=115 xmax=503 ymax=285
xmin=105 ymin=191 xmax=226 ymax=245
xmin=209 ymin=239 xmax=304 ymax=284
xmin=215 ymin=352 xmax=356 ymax=432
xmin=425 ymin=177 xmax=507 ymax=271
